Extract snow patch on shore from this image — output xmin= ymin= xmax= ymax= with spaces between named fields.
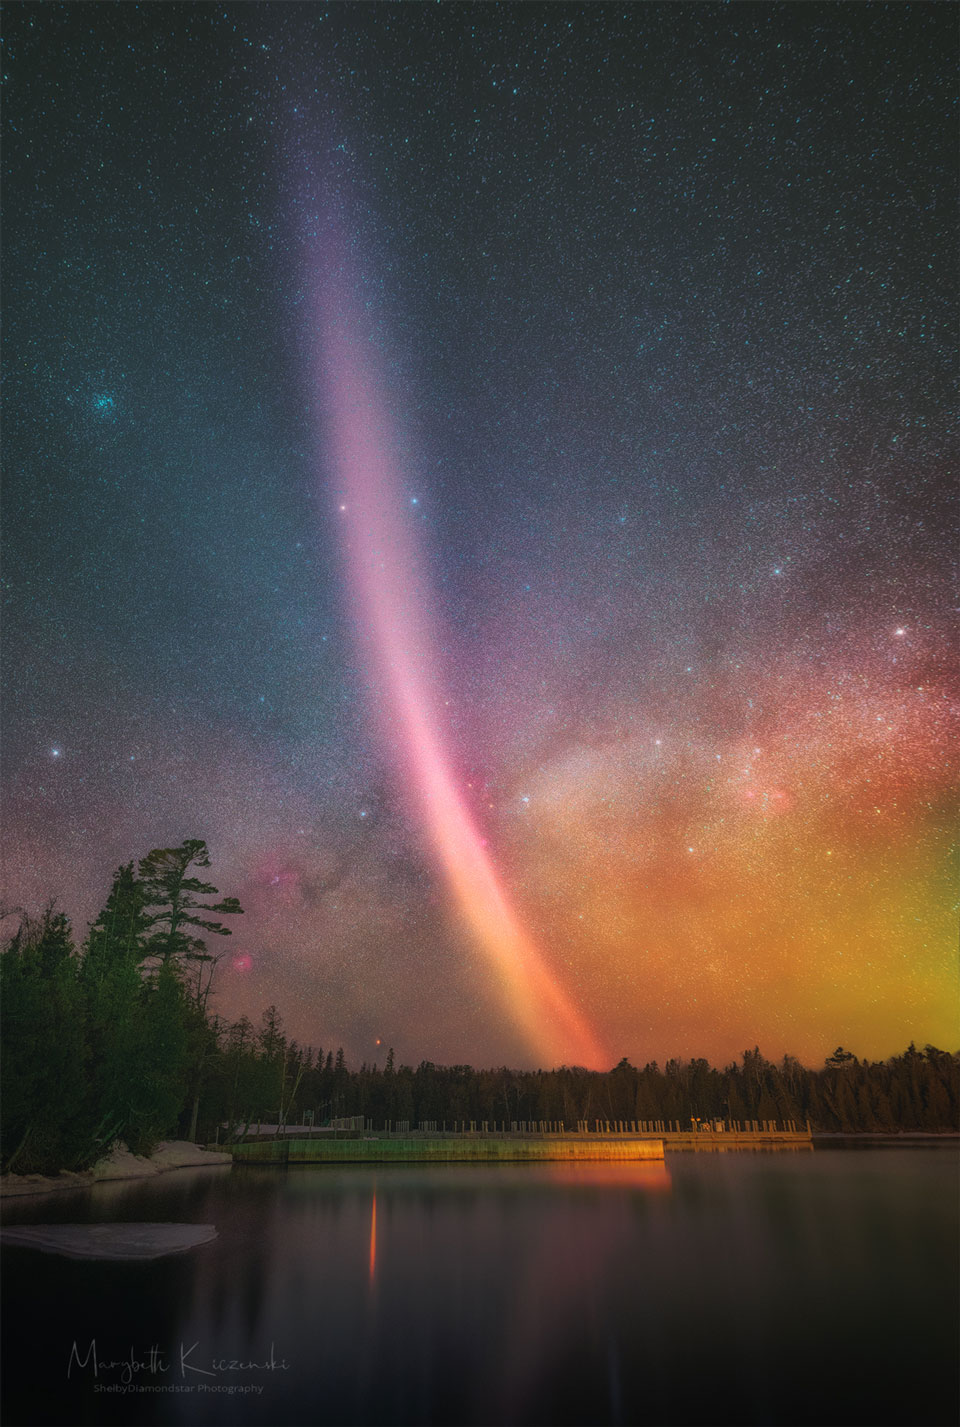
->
xmin=0 ymin=1141 xmax=232 ymax=1198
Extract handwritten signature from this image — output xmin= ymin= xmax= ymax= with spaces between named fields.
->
xmin=68 ymin=1340 xmax=291 ymax=1382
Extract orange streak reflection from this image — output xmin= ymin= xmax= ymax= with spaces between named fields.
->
xmin=368 ymin=1190 xmax=377 ymax=1282
xmin=539 ymin=1160 xmax=672 ymax=1192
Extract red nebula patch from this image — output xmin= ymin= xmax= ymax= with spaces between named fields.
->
xmin=256 ymin=858 xmax=300 ymax=890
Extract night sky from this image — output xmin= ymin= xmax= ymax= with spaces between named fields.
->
xmin=3 ymin=2 xmax=956 ymax=1070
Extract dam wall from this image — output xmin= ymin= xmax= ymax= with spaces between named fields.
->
xmin=228 ymin=1135 xmax=667 ymax=1164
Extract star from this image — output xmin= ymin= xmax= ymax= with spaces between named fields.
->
xmin=2 ymin=0 xmax=953 ymax=1071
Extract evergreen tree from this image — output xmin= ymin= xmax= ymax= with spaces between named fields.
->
xmin=124 ymin=960 xmax=190 ymax=1155
xmin=82 ymin=864 xmax=149 ymax=984
xmin=826 ymin=1046 xmax=857 ymax=1069
xmin=1 ymin=911 xmax=92 ymax=1173
xmin=224 ymin=1015 xmax=256 ymax=1134
xmin=137 ymin=841 xmax=241 ymax=1142
xmin=79 ymin=864 xmax=150 ymax=1156
xmin=139 ymin=839 xmax=242 ymax=971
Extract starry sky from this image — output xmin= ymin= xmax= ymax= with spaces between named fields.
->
xmin=3 ymin=2 xmax=957 ymax=1070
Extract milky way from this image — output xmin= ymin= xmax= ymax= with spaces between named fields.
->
xmin=2 ymin=4 xmax=956 ymax=1068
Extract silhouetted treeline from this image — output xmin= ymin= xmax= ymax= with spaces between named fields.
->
xmin=1 ymin=841 xmax=238 ymax=1174
xmin=208 ymin=1033 xmax=958 ymax=1142
xmin=2 ymin=843 xmax=957 ymax=1173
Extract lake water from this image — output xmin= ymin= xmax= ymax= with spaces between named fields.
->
xmin=1 ymin=1148 xmax=956 ymax=1427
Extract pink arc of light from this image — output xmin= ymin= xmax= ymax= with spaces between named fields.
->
xmin=316 ymin=285 xmax=609 ymax=1070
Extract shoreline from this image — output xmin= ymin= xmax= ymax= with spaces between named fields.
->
xmin=0 ymin=1140 xmax=232 ymax=1200
xmin=2 ymin=1132 xmax=953 ymax=1197
xmin=811 ymin=1131 xmax=959 ymax=1142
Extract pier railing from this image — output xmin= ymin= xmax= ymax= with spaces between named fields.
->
xmin=227 ymin=1118 xmax=812 ymax=1146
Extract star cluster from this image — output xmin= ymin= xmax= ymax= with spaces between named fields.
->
xmin=2 ymin=3 xmax=956 ymax=1066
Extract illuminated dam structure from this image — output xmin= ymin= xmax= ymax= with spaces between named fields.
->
xmin=226 ymin=1118 xmax=812 ymax=1162
xmin=229 ymin=1135 xmax=666 ymax=1164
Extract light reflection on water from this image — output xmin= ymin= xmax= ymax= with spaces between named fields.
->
xmin=369 ymin=1190 xmax=377 ymax=1284
xmin=1 ymin=1150 xmax=956 ymax=1427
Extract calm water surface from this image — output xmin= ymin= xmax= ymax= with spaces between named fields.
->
xmin=1 ymin=1148 xmax=956 ymax=1427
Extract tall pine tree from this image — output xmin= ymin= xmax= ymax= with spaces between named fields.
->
xmin=79 ymin=864 xmax=151 ymax=1156
xmin=139 ymin=839 xmax=242 ymax=972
